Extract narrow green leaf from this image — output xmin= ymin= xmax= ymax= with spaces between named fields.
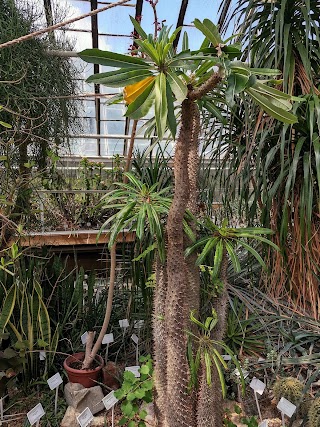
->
xmin=0 ymin=285 xmax=16 ymax=332
xmin=166 ymin=70 xmax=187 ymax=103
xmin=130 ymin=16 xmax=148 ymax=40
xmin=246 ymin=87 xmax=298 ymax=124
xmin=125 ymin=81 xmax=155 ymax=119
xmin=193 ymin=19 xmax=222 ymax=47
xmin=225 ymin=241 xmax=241 ymax=273
xmin=87 ymin=68 xmax=153 ymax=87
xmin=166 ymin=81 xmax=177 ymax=139
xmin=78 ymin=48 xmax=149 ymax=68
xmin=154 ymin=73 xmax=167 ymax=140
xmin=212 ymin=240 xmax=223 ymax=277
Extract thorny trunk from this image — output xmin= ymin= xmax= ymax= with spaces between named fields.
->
xmin=197 ymin=360 xmax=222 ymax=427
xmin=154 ymin=73 xmax=223 ymax=427
xmin=165 ymin=98 xmax=196 ymax=427
xmin=153 ymin=256 xmax=168 ymax=427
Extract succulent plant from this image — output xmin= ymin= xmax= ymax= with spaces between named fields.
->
xmin=273 ymin=377 xmax=310 ymax=417
xmin=307 ymin=398 xmax=320 ymax=427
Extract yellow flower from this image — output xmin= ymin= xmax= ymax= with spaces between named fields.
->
xmin=124 ymin=76 xmax=155 ymax=105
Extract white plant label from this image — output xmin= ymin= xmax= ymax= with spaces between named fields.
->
xmin=27 ymin=403 xmax=45 ymax=425
xmin=77 ymin=407 xmax=93 ymax=427
xmin=47 ymin=372 xmax=63 ymax=390
xmin=133 ymin=320 xmax=144 ymax=329
xmin=102 ymin=391 xmax=119 ymax=411
xmin=119 ymin=319 xmax=129 ymax=328
xmin=258 ymin=357 xmax=265 ymax=362
xmin=125 ymin=366 xmax=140 ymax=378
xmin=277 ymin=397 xmax=296 ymax=418
xmin=259 ymin=421 xmax=268 ymax=427
xmin=102 ymin=333 xmax=114 ymax=344
xmin=39 ymin=351 xmax=46 ymax=360
xmin=233 ymin=368 xmax=249 ymax=379
xmin=131 ymin=334 xmax=139 ymax=345
xmin=250 ymin=378 xmax=266 ymax=395
xmin=222 ymin=354 xmax=232 ymax=361
xmin=81 ymin=331 xmax=88 ymax=345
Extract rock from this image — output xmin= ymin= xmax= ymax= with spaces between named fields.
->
xmin=141 ymin=402 xmax=155 ymax=427
xmin=60 ymin=407 xmax=106 ymax=427
xmin=64 ymin=382 xmax=105 ymax=414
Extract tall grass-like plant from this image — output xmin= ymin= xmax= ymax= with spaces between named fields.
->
xmin=79 ymin=17 xmax=296 ymax=426
xmin=215 ymin=0 xmax=320 ymax=317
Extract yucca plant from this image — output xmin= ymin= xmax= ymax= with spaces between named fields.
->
xmin=79 ymin=16 xmax=296 ymax=426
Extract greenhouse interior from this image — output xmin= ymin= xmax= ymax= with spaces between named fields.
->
xmin=1 ymin=0 xmax=320 ymax=426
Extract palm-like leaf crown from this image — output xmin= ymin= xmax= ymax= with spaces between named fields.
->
xmin=98 ymin=172 xmax=172 ymax=262
xmin=185 ymin=217 xmax=279 ymax=276
xmin=79 ymin=17 xmax=298 ymax=142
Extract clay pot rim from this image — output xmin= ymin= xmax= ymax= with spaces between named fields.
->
xmin=63 ymin=352 xmax=104 ymax=374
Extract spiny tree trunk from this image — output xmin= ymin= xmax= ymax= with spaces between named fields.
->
xmin=153 ymin=256 xmax=168 ymax=427
xmin=155 ymin=72 xmax=222 ymax=427
xmin=165 ymin=98 xmax=196 ymax=427
xmin=197 ymin=362 xmax=222 ymax=427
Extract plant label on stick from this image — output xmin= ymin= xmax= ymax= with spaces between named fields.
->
xmin=77 ymin=407 xmax=93 ymax=427
xmin=133 ymin=320 xmax=144 ymax=329
xmin=47 ymin=372 xmax=63 ymax=390
xmin=27 ymin=403 xmax=45 ymax=425
xmin=222 ymin=354 xmax=232 ymax=361
xmin=119 ymin=319 xmax=129 ymax=329
xmin=125 ymin=366 xmax=140 ymax=378
xmin=102 ymin=391 xmax=119 ymax=411
xmin=81 ymin=331 xmax=88 ymax=345
xmin=250 ymin=378 xmax=266 ymax=395
xmin=277 ymin=397 xmax=296 ymax=418
xmin=39 ymin=351 xmax=46 ymax=360
xmin=102 ymin=333 xmax=114 ymax=344
xmin=259 ymin=421 xmax=268 ymax=427
xmin=131 ymin=334 xmax=139 ymax=345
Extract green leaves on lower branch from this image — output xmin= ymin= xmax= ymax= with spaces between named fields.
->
xmin=114 ymin=356 xmax=153 ymax=427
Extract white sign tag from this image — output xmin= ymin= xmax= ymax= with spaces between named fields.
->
xmin=259 ymin=421 xmax=268 ymax=427
xmin=27 ymin=403 xmax=45 ymax=425
xmin=133 ymin=320 xmax=144 ymax=329
xmin=39 ymin=351 xmax=46 ymax=360
xmin=277 ymin=397 xmax=296 ymax=418
xmin=81 ymin=332 xmax=88 ymax=345
xmin=250 ymin=378 xmax=266 ymax=395
xmin=233 ymin=368 xmax=249 ymax=379
xmin=125 ymin=366 xmax=140 ymax=378
xmin=119 ymin=319 xmax=129 ymax=328
xmin=102 ymin=391 xmax=119 ymax=411
xmin=47 ymin=372 xmax=63 ymax=390
xmin=102 ymin=333 xmax=114 ymax=344
xmin=77 ymin=407 xmax=94 ymax=427
xmin=258 ymin=357 xmax=265 ymax=362
xmin=131 ymin=334 xmax=139 ymax=345
xmin=222 ymin=354 xmax=232 ymax=361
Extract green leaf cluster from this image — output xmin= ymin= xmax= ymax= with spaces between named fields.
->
xmin=185 ymin=217 xmax=279 ymax=276
xmin=114 ymin=355 xmax=153 ymax=427
xmin=187 ymin=310 xmax=245 ymax=398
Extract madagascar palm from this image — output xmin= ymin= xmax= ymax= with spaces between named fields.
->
xmin=79 ymin=17 xmax=296 ymax=427
xmin=215 ymin=0 xmax=320 ymax=318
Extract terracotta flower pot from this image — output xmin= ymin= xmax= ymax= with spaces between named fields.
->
xmin=63 ymin=352 xmax=104 ymax=388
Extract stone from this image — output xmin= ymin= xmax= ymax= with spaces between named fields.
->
xmin=60 ymin=406 xmax=106 ymax=427
xmin=64 ymin=382 xmax=105 ymax=415
xmin=141 ymin=402 xmax=156 ymax=427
